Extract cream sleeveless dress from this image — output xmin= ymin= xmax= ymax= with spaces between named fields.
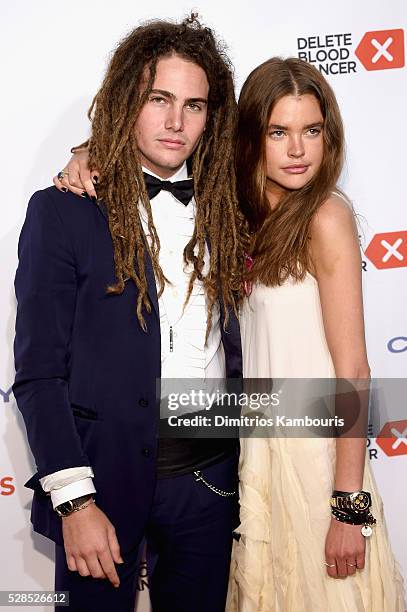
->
xmin=226 ymin=272 xmax=406 ymax=612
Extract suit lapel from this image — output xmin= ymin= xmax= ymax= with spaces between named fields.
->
xmin=96 ymin=201 xmax=159 ymax=319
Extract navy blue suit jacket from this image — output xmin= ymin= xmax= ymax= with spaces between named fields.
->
xmin=13 ymin=187 xmax=242 ymax=551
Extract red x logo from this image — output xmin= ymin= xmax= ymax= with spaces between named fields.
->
xmin=355 ymin=29 xmax=405 ymax=70
xmin=365 ymin=231 xmax=407 ymax=269
xmin=377 ymin=420 xmax=407 ymax=457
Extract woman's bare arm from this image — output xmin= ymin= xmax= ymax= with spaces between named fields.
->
xmin=310 ymin=194 xmax=370 ymax=486
xmin=310 ymin=194 xmax=370 ymax=578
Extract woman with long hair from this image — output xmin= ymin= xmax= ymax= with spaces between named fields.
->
xmin=226 ymin=57 xmax=405 ymax=612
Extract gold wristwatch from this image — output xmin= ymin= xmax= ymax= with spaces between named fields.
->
xmin=330 ymin=490 xmax=372 ymax=514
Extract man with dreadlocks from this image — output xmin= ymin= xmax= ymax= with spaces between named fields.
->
xmin=13 ymin=14 xmax=247 ymax=612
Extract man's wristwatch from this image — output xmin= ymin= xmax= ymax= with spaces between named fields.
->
xmin=55 ymin=494 xmax=95 ymax=518
xmin=330 ymin=490 xmax=372 ymax=514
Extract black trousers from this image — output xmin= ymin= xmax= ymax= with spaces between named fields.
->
xmin=54 ymin=453 xmax=239 ymax=612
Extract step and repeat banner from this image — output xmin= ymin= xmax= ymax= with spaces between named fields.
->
xmin=1 ymin=1 xmax=406 ymax=610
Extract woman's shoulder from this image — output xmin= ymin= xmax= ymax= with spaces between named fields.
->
xmin=310 ymin=191 xmax=356 ymax=241
xmin=308 ymin=192 xmax=359 ymax=275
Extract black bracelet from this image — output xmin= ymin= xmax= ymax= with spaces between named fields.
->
xmin=331 ymin=508 xmax=364 ymax=525
xmin=331 ymin=507 xmax=376 ymax=526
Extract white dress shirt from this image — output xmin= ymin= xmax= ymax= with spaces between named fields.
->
xmin=40 ymin=161 xmax=225 ymax=508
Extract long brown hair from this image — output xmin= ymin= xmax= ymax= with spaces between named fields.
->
xmin=236 ymin=57 xmax=345 ymax=286
xmin=86 ymin=14 xmax=248 ymax=338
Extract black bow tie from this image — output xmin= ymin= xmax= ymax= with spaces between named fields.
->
xmin=143 ymin=172 xmax=194 ymax=206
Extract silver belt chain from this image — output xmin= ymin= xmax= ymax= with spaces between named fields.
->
xmin=193 ymin=470 xmax=236 ymax=497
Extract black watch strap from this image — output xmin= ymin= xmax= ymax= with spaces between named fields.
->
xmin=55 ymin=494 xmax=94 ymax=517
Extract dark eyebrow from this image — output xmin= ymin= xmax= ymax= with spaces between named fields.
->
xmin=268 ymin=121 xmax=324 ymax=130
xmin=186 ymin=97 xmax=208 ymax=105
xmin=304 ymin=121 xmax=324 ymax=129
xmin=269 ymin=124 xmax=288 ymax=130
xmin=150 ymin=89 xmax=176 ymax=99
xmin=150 ymin=89 xmax=207 ymax=105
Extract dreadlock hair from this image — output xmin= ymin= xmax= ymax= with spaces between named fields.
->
xmin=85 ymin=13 xmax=248 ymax=341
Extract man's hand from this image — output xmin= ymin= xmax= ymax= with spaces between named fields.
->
xmin=325 ymin=517 xmax=366 ymax=578
xmin=62 ymin=502 xmax=124 ymax=588
xmin=53 ymin=149 xmax=99 ymax=200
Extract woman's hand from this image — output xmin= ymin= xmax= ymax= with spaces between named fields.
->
xmin=325 ymin=516 xmax=366 ymax=578
xmin=53 ymin=149 xmax=99 ymax=200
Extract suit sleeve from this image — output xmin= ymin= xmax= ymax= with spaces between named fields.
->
xmin=13 ymin=189 xmax=91 ymax=478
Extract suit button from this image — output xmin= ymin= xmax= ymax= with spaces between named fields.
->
xmin=139 ymin=398 xmax=149 ymax=407
xmin=142 ymin=448 xmax=150 ymax=457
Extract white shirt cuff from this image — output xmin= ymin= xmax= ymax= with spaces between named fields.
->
xmin=39 ymin=466 xmax=94 ymax=492
xmin=50 ymin=478 xmax=96 ymax=509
